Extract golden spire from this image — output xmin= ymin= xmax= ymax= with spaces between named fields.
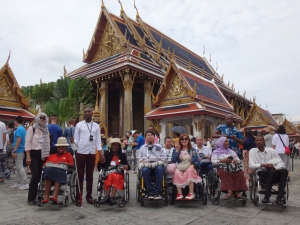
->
xmin=221 ymin=73 xmax=224 ymax=81
xmin=203 ymin=45 xmax=205 ymax=56
xmin=243 ymin=91 xmax=246 ymax=97
xmin=231 ymin=83 xmax=234 ymax=90
xmin=134 ymin=0 xmax=139 ymax=18
xmin=83 ymin=48 xmax=86 ymax=59
xmin=6 ymin=50 xmax=11 ymax=65
xmin=227 ymin=81 xmax=230 ymax=87
xmin=63 ymin=65 xmax=67 ymax=77
xmin=93 ymin=81 xmax=101 ymax=123
xmin=118 ymin=0 xmax=124 ymax=13
xmin=101 ymin=0 xmax=105 ymax=9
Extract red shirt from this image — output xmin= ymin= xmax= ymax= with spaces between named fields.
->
xmin=43 ymin=152 xmax=74 ymax=167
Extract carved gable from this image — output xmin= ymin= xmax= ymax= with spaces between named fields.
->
xmin=165 ymin=75 xmax=189 ymax=100
xmin=91 ymin=23 xmax=126 ymax=63
xmin=0 ymin=74 xmax=21 ymax=107
xmin=247 ymin=108 xmax=268 ymax=126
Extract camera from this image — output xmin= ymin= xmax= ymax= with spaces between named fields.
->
xmin=228 ymin=156 xmax=233 ymax=160
xmin=147 ymin=144 xmax=153 ymax=150
xmin=89 ymin=135 xmax=93 ymax=142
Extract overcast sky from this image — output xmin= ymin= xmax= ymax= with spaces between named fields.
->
xmin=1 ymin=0 xmax=299 ymax=122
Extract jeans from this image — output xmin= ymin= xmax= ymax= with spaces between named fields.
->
xmin=0 ymin=153 xmax=6 ymax=179
xmin=15 ymin=153 xmax=27 ymax=185
xmin=258 ymin=169 xmax=288 ymax=198
xmin=28 ymin=150 xmax=44 ymax=202
xmin=141 ymin=165 xmax=164 ymax=194
xmin=199 ymin=162 xmax=213 ymax=179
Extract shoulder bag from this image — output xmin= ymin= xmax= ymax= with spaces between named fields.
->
xmin=278 ymin=134 xmax=290 ymax=155
xmin=177 ymin=150 xmax=193 ymax=171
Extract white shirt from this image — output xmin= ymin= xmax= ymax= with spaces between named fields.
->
xmin=272 ymin=134 xmax=289 ymax=154
xmin=249 ymin=147 xmax=285 ymax=170
xmin=74 ymin=121 xmax=101 ymax=154
xmin=0 ymin=121 xmax=7 ymax=150
xmin=138 ymin=144 xmax=166 ymax=162
xmin=195 ymin=145 xmax=212 ymax=162
xmin=163 ymin=147 xmax=173 ymax=161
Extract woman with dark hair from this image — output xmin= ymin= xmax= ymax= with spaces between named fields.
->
xmin=243 ymin=129 xmax=256 ymax=181
xmin=272 ymin=125 xmax=290 ymax=172
xmin=172 ymin=133 xmax=201 ymax=200
xmin=98 ymin=138 xmax=130 ymax=206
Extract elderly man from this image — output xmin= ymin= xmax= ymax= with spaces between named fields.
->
xmin=249 ymin=135 xmax=288 ymax=205
xmin=195 ymin=136 xmax=212 ymax=179
xmin=139 ymin=130 xmax=166 ymax=200
xmin=214 ymin=114 xmax=244 ymax=158
xmin=71 ymin=107 xmax=102 ymax=206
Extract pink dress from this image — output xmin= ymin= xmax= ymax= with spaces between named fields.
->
xmin=172 ymin=150 xmax=201 ymax=188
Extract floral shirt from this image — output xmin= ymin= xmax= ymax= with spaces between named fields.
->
xmin=211 ymin=150 xmax=240 ymax=167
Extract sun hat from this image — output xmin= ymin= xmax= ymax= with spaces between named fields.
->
xmin=264 ymin=126 xmax=274 ymax=134
xmin=55 ymin=137 xmax=69 ymax=146
xmin=107 ymin=138 xmax=124 ymax=149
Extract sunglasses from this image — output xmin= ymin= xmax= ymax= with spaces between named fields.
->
xmin=180 ymin=138 xmax=189 ymax=141
xmin=40 ymin=117 xmax=46 ymax=120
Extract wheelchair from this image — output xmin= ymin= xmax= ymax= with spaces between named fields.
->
xmin=136 ymin=161 xmax=168 ymax=207
xmin=207 ymin=166 xmax=247 ymax=206
xmin=249 ymin=169 xmax=288 ymax=208
xmin=167 ymin=168 xmax=207 ymax=206
xmin=37 ymin=167 xmax=77 ymax=207
xmin=93 ymin=166 xmax=129 ymax=207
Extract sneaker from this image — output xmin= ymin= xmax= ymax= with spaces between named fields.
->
xmin=275 ymin=197 xmax=283 ymax=205
xmin=185 ymin=193 xmax=195 ymax=200
xmin=154 ymin=194 xmax=162 ymax=200
xmin=176 ymin=194 xmax=183 ymax=200
xmin=19 ymin=184 xmax=29 ymax=190
xmin=10 ymin=183 xmax=22 ymax=188
xmin=261 ymin=196 xmax=270 ymax=204
xmin=148 ymin=192 xmax=155 ymax=199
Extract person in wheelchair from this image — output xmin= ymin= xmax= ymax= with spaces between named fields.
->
xmin=195 ymin=136 xmax=213 ymax=179
xmin=98 ymin=138 xmax=130 ymax=205
xmin=172 ymin=134 xmax=201 ymax=200
xmin=211 ymin=137 xmax=247 ymax=200
xmin=138 ymin=130 xmax=165 ymax=200
xmin=249 ymin=135 xmax=288 ymax=204
xmin=41 ymin=137 xmax=74 ymax=204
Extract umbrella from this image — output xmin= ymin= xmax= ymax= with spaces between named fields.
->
xmin=171 ymin=126 xmax=188 ymax=134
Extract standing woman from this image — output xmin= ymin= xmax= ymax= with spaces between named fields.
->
xmin=25 ymin=113 xmax=50 ymax=205
xmin=172 ymin=133 xmax=201 ymax=200
xmin=264 ymin=126 xmax=274 ymax=148
xmin=243 ymin=129 xmax=256 ymax=181
xmin=272 ymin=125 xmax=290 ymax=172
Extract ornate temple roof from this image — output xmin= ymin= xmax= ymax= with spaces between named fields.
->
xmin=282 ymin=118 xmax=300 ymax=137
xmin=146 ymin=60 xmax=241 ymax=121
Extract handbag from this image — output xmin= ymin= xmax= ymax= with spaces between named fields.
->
xmin=278 ymin=134 xmax=290 ymax=155
xmin=176 ymin=150 xmax=193 ymax=171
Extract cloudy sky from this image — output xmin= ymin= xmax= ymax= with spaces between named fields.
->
xmin=1 ymin=0 xmax=299 ymax=121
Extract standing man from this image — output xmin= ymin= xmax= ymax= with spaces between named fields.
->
xmin=71 ymin=108 xmax=102 ymax=206
xmin=214 ymin=114 xmax=244 ymax=158
xmin=64 ymin=118 xmax=76 ymax=155
xmin=195 ymin=136 xmax=213 ymax=179
xmin=0 ymin=120 xmax=7 ymax=184
xmin=48 ymin=114 xmax=63 ymax=154
xmin=130 ymin=131 xmax=145 ymax=174
xmin=11 ymin=116 xmax=28 ymax=189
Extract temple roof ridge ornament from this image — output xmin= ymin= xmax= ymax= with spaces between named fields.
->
xmin=134 ymin=0 xmax=140 ymax=18
xmin=63 ymin=65 xmax=67 ymax=77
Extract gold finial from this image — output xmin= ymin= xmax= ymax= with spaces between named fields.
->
xmin=6 ymin=50 xmax=11 ymax=65
xmin=171 ymin=48 xmax=175 ymax=58
xmin=40 ymin=78 xmax=43 ymax=85
xmin=238 ymin=90 xmax=239 ymax=94
xmin=227 ymin=81 xmax=230 ymax=87
xmin=203 ymin=45 xmax=205 ymax=56
xmin=253 ymin=96 xmax=256 ymax=103
xmin=221 ymin=73 xmax=224 ymax=81
xmin=63 ymin=65 xmax=67 ymax=77
xmin=201 ymin=68 xmax=205 ymax=77
xmin=101 ymin=0 xmax=105 ymax=9
xmin=231 ymin=83 xmax=234 ymax=90
xmin=134 ymin=0 xmax=139 ymax=18
xmin=83 ymin=48 xmax=86 ymax=59
xmin=93 ymin=82 xmax=101 ymax=123
xmin=118 ymin=0 xmax=124 ymax=13
xmin=243 ymin=91 xmax=246 ymax=97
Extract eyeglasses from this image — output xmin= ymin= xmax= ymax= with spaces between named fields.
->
xmin=180 ymin=138 xmax=189 ymax=141
xmin=40 ymin=117 xmax=46 ymax=120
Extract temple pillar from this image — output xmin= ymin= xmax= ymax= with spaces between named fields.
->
xmin=99 ymin=81 xmax=108 ymax=136
xmin=119 ymin=85 xmax=124 ymax=135
xmin=144 ymin=80 xmax=152 ymax=133
xmin=123 ymin=70 xmax=133 ymax=132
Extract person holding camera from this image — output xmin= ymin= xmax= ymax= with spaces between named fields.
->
xmin=211 ymin=137 xmax=247 ymax=200
xmin=214 ymin=114 xmax=244 ymax=159
xmin=71 ymin=107 xmax=102 ymax=206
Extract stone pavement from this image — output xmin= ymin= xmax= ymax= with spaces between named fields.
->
xmin=1 ymin=159 xmax=300 ymax=225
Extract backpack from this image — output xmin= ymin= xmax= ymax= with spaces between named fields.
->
xmin=8 ymin=129 xmax=14 ymax=144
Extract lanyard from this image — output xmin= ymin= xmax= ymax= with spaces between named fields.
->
xmin=86 ymin=122 xmax=93 ymax=135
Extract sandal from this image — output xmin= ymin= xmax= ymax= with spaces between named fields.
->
xmin=42 ymin=195 xmax=49 ymax=204
xmin=223 ymin=191 xmax=233 ymax=200
xmin=234 ymin=192 xmax=246 ymax=199
xmin=50 ymin=196 xmax=58 ymax=203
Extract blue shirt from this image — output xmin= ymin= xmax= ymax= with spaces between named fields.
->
xmin=136 ymin=135 xmax=145 ymax=150
xmin=64 ymin=126 xmax=75 ymax=145
xmin=48 ymin=124 xmax=63 ymax=147
xmin=13 ymin=126 xmax=26 ymax=153
xmin=215 ymin=124 xmax=243 ymax=155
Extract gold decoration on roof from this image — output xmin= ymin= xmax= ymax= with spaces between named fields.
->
xmin=165 ymin=75 xmax=188 ymax=100
xmin=216 ymin=62 xmax=218 ymax=71
xmin=221 ymin=73 xmax=224 ymax=81
xmin=6 ymin=50 xmax=11 ymax=65
xmin=82 ymin=48 xmax=86 ymax=59
xmin=93 ymin=82 xmax=101 ymax=123
xmin=231 ymin=83 xmax=234 ymax=90
xmin=101 ymin=0 xmax=105 ymax=9
xmin=118 ymin=0 xmax=124 ymax=13
xmin=63 ymin=65 xmax=67 ymax=77
xmin=227 ymin=81 xmax=230 ymax=87
xmin=134 ymin=0 xmax=140 ymax=18
xmin=243 ymin=91 xmax=246 ymax=97
xmin=201 ymin=68 xmax=205 ymax=77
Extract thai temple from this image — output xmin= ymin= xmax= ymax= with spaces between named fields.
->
xmin=66 ymin=1 xmax=298 ymax=139
xmin=0 ymin=55 xmax=35 ymax=124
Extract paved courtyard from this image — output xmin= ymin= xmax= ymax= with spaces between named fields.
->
xmin=1 ymin=160 xmax=300 ymax=225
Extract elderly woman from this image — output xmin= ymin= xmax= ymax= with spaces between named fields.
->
xmin=41 ymin=137 xmax=74 ymax=203
xmin=212 ymin=137 xmax=247 ymax=200
xmin=98 ymin=138 xmax=130 ymax=206
xmin=172 ymin=133 xmax=201 ymax=200
xmin=25 ymin=112 xmax=50 ymax=205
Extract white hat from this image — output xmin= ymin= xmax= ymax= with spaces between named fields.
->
xmin=55 ymin=137 xmax=69 ymax=147
xmin=107 ymin=138 xmax=124 ymax=149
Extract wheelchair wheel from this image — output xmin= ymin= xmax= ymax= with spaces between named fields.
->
xmin=125 ymin=172 xmax=130 ymax=203
xmin=141 ymin=199 xmax=144 ymax=207
xmin=206 ymin=171 xmax=216 ymax=200
xmin=136 ymin=178 xmax=141 ymax=203
xmin=64 ymin=196 xmax=69 ymax=207
xmin=69 ymin=170 xmax=77 ymax=203
xmin=254 ymin=196 xmax=259 ymax=207
xmin=37 ymin=196 xmax=42 ymax=207
xmin=203 ymin=194 xmax=207 ymax=205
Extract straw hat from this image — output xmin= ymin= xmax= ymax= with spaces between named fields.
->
xmin=264 ymin=126 xmax=274 ymax=134
xmin=55 ymin=137 xmax=69 ymax=146
xmin=107 ymin=138 xmax=124 ymax=149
